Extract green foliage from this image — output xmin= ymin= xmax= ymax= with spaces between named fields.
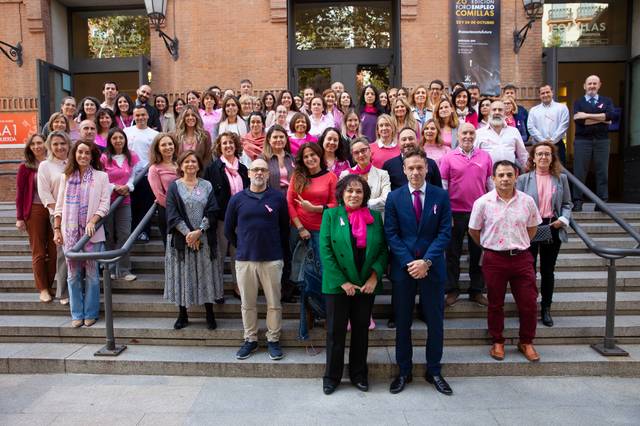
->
xmin=87 ymin=15 xmax=150 ymax=58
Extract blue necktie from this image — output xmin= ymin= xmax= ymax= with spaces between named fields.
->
xmin=589 ymin=96 xmax=597 ymax=106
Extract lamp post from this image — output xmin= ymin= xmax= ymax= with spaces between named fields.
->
xmin=0 ymin=40 xmax=23 ymax=66
xmin=513 ymin=0 xmax=544 ymax=54
xmin=145 ymin=0 xmax=179 ymax=61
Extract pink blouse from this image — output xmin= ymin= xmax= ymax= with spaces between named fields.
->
xmin=536 ymin=171 xmax=554 ymax=218
xmin=100 ymin=152 xmax=140 ymax=206
xmin=288 ymin=133 xmax=318 ymax=156
xmin=148 ymin=163 xmax=178 ymax=208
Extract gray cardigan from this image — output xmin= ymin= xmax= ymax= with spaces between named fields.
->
xmin=516 ymin=171 xmax=573 ymax=242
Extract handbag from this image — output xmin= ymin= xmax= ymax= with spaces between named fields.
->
xmin=532 ymin=224 xmax=554 ymax=244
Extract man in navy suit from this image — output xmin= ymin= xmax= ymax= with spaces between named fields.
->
xmin=384 ymin=147 xmax=453 ymax=396
xmin=383 ymin=127 xmax=442 ymax=191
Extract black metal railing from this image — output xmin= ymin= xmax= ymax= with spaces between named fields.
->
xmin=563 ymin=167 xmax=640 ymax=357
xmin=64 ymin=165 xmax=155 ymax=356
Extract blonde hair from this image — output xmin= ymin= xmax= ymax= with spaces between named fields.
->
xmin=375 ymin=114 xmax=396 ymax=141
xmin=391 ymin=98 xmax=418 ymax=134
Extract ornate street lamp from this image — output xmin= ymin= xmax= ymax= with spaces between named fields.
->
xmin=513 ymin=0 xmax=545 ymax=54
xmin=145 ymin=0 xmax=179 ymax=61
xmin=0 ymin=40 xmax=23 ymax=67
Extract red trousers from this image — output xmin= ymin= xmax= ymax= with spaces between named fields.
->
xmin=482 ymin=250 xmax=538 ymax=344
xmin=25 ymin=203 xmax=56 ymax=292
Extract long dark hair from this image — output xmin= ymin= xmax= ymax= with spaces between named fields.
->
xmin=104 ymin=127 xmax=133 ymax=166
xmin=23 ymin=134 xmax=46 ymax=170
xmin=78 ymin=96 xmax=101 ymax=121
xmin=292 ymin=142 xmax=326 ymax=193
xmin=357 ymin=84 xmax=384 ymax=115
xmin=96 ymin=108 xmax=117 ymax=133
xmin=318 ymin=127 xmax=348 ymax=162
xmin=64 ymin=140 xmax=102 ymax=176
xmin=114 ymin=93 xmax=134 ymax=117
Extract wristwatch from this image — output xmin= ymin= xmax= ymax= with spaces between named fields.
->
xmin=424 ymin=259 xmax=432 ymax=268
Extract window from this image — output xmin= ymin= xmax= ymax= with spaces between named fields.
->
xmin=542 ymin=2 xmax=628 ymax=48
xmin=72 ymin=11 xmax=150 ymax=59
xmin=294 ymin=2 xmax=392 ymax=50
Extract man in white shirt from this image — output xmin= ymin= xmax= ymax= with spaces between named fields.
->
xmin=78 ymin=120 xmax=97 ymax=144
xmin=475 ymin=101 xmax=529 ymax=170
xmin=124 ymin=106 xmax=159 ymax=242
xmin=527 ymin=84 xmax=570 ymax=165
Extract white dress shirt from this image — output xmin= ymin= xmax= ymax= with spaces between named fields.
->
xmin=475 ymin=124 xmax=529 ymax=168
xmin=527 ymin=100 xmax=570 ymax=144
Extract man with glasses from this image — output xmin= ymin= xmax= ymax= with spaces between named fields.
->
xmin=225 ymin=158 xmax=290 ymax=361
xmin=428 ymin=79 xmax=445 ymax=111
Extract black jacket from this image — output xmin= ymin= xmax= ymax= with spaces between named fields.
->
xmin=203 ymin=158 xmax=250 ymax=221
xmin=165 ymin=179 xmax=219 ymax=259
xmin=382 ymin=155 xmax=442 ymax=191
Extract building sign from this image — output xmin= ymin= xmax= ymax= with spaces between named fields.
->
xmin=0 ymin=112 xmax=38 ymax=146
xmin=542 ymin=3 xmax=627 ymax=48
xmin=294 ymin=2 xmax=391 ymax=50
xmin=449 ymin=0 xmax=501 ymax=96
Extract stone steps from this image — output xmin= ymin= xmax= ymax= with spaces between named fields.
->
xmin=1 ymin=291 xmax=640 ymax=318
xmin=1 ymin=314 xmax=639 ymax=347
xmin=1 ymin=342 xmax=639 ymax=378
xmin=3 ymin=270 xmax=640 ymax=294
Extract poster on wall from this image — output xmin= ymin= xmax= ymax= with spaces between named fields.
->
xmin=0 ymin=112 xmax=38 ymax=146
xmin=450 ymin=0 xmax=501 ymax=96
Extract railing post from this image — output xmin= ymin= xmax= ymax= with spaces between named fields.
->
xmin=591 ymin=258 xmax=628 ymax=356
xmin=94 ymin=262 xmax=126 ymax=356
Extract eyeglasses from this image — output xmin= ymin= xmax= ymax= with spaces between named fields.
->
xmin=249 ymin=167 xmax=269 ymax=173
xmin=535 ymin=152 xmax=552 ymax=157
xmin=352 ymin=147 xmax=370 ymax=156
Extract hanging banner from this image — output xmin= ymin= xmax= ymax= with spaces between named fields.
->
xmin=450 ymin=0 xmax=501 ymax=96
xmin=0 ymin=112 xmax=38 ymax=146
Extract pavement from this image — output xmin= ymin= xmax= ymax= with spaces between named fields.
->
xmin=0 ymin=374 xmax=638 ymax=425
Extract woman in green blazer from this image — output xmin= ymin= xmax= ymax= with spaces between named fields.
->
xmin=319 ymin=174 xmax=388 ymax=395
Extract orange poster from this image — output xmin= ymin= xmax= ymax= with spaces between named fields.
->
xmin=0 ymin=112 xmax=38 ymax=145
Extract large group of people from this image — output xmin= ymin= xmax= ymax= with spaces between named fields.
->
xmin=20 ymin=73 xmax=621 ymax=395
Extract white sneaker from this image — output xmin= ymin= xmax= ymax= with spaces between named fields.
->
xmin=110 ymin=273 xmax=117 ymax=280
xmin=123 ymin=273 xmax=137 ymax=281
xmin=60 ymin=298 xmax=69 ymax=305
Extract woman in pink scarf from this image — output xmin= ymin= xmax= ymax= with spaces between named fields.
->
xmin=319 ymin=174 xmax=388 ymax=395
xmin=241 ymin=111 xmax=266 ymax=161
xmin=203 ymin=132 xmax=250 ymax=302
xmin=53 ymin=140 xmax=111 ymax=328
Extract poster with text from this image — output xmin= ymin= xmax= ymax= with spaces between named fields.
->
xmin=450 ymin=0 xmax=501 ymax=96
xmin=0 ymin=112 xmax=38 ymax=146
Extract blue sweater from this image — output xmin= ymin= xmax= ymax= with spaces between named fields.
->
xmin=224 ymin=187 xmax=290 ymax=261
xmin=573 ymin=95 xmax=615 ymax=139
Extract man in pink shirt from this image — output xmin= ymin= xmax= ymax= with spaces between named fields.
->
xmin=439 ymin=123 xmax=493 ymax=307
xmin=469 ymin=160 xmax=542 ymax=363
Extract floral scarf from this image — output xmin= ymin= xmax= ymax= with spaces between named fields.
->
xmin=62 ymin=168 xmax=95 ymax=276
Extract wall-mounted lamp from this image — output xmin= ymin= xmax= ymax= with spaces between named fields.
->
xmin=145 ymin=0 xmax=179 ymax=61
xmin=513 ymin=0 xmax=544 ymax=54
xmin=0 ymin=40 xmax=23 ymax=67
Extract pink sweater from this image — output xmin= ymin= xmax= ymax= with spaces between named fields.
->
xmin=148 ymin=163 xmax=178 ymax=207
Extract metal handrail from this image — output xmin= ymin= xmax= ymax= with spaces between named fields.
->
xmin=563 ymin=166 xmax=639 ymax=357
xmin=64 ymin=164 xmax=155 ymax=356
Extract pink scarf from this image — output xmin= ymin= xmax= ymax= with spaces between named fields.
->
xmin=364 ymin=105 xmax=377 ymax=114
xmin=345 ymin=206 xmax=374 ymax=249
xmin=350 ymin=163 xmax=372 ymax=175
xmin=221 ymin=156 xmax=243 ymax=195
xmin=62 ymin=168 xmax=96 ymax=276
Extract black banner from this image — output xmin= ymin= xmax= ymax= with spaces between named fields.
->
xmin=450 ymin=0 xmax=501 ymax=96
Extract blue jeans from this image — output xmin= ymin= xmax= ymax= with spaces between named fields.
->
xmin=67 ymin=242 xmax=103 ymax=321
xmin=298 ymin=231 xmax=325 ymax=340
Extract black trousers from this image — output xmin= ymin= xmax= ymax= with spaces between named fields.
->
xmin=446 ymin=212 xmax=484 ymax=294
xmin=131 ymin=176 xmax=154 ymax=236
xmin=157 ymin=205 xmax=168 ymax=247
xmin=529 ymin=218 xmax=562 ymax=307
xmin=323 ymin=292 xmax=375 ymax=386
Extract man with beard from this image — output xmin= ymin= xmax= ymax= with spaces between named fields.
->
xmin=225 ymin=158 xmax=290 ymax=361
xmin=135 ymin=84 xmax=162 ymax=131
xmin=475 ymin=100 xmax=529 ymax=169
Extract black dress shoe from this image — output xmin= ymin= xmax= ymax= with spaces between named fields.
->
xmin=389 ymin=375 xmax=412 ymax=394
xmin=173 ymin=316 xmax=188 ymax=330
xmin=323 ymin=383 xmax=338 ymax=395
xmin=387 ymin=319 xmax=396 ymax=329
xmin=572 ymin=202 xmax=583 ymax=212
xmin=541 ymin=305 xmax=554 ymax=327
xmin=352 ymin=380 xmax=369 ymax=392
xmin=426 ymin=373 xmax=453 ymax=396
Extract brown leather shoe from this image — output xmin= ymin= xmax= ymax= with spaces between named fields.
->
xmin=469 ymin=293 xmax=489 ymax=306
xmin=517 ymin=343 xmax=540 ymax=362
xmin=490 ymin=343 xmax=505 ymax=360
xmin=445 ymin=292 xmax=460 ymax=307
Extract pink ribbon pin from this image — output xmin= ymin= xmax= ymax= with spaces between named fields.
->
xmin=265 ymin=204 xmax=273 ymax=213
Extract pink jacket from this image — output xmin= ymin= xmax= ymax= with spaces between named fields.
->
xmin=54 ymin=170 xmax=111 ymax=243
